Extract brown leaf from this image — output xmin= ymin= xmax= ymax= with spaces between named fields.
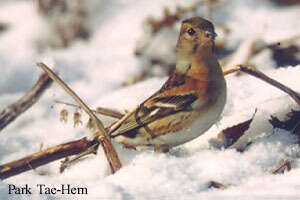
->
xmin=60 ymin=108 xmax=68 ymax=123
xmin=271 ymin=45 xmax=300 ymax=67
xmin=73 ymin=111 xmax=82 ymax=127
xmin=217 ymin=110 xmax=257 ymax=149
xmin=86 ymin=118 xmax=96 ymax=131
xmin=207 ymin=180 xmax=229 ymax=189
xmin=269 ymin=109 xmax=300 ymax=139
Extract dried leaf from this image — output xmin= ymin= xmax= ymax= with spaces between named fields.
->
xmin=207 ymin=180 xmax=229 ymax=189
xmin=60 ymin=157 xmax=69 ymax=173
xmin=73 ymin=111 xmax=82 ymax=127
xmin=271 ymin=45 xmax=300 ymax=67
xmin=60 ymin=108 xmax=68 ymax=123
xmin=86 ymin=118 xmax=96 ymax=130
xmin=217 ymin=110 xmax=257 ymax=149
xmin=269 ymin=109 xmax=300 ymax=139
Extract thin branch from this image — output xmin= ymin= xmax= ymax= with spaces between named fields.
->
xmin=223 ymin=65 xmax=300 ymax=106
xmin=270 ymin=160 xmax=291 ymax=174
xmin=55 ymin=100 xmax=124 ymax=119
xmin=221 ymin=38 xmax=258 ymax=69
xmin=37 ymin=63 xmax=105 ymax=133
xmin=0 ymin=73 xmax=53 ymax=132
xmin=60 ymin=143 xmax=99 ymax=173
xmin=36 ymin=62 xmax=122 ymax=173
xmin=0 ymin=137 xmax=99 ymax=180
xmin=95 ymin=107 xmax=124 ymax=119
xmin=253 ymin=34 xmax=300 ymax=55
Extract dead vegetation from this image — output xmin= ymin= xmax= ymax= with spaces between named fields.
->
xmin=0 ymin=0 xmax=299 ymax=192
xmin=36 ymin=0 xmax=94 ymax=48
xmin=0 ymin=62 xmax=299 ymax=182
xmin=0 ymin=73 xmax=52 ymax=132
xmin=130 ymin=1 xmax=300 ymax=85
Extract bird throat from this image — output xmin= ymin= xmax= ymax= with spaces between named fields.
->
xmin=176 ymin=42 xmax=214 ymax=75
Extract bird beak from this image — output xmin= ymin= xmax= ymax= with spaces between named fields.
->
xmin=205 ymin=31 xmax=217 ymax=40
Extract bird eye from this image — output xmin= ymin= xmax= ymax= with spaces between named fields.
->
xmin=187 ymin=28 xmax=195 ymax=36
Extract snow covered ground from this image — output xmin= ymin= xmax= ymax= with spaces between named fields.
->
xmin=0 ymin=0 xmax=299 ymax=199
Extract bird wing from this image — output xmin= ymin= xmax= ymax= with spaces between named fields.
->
xmin=110 ymin=93 xmax=198 ymax=138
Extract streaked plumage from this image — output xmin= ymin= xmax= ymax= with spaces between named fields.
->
xmin=111 ymin=17 xmax=227 ymax=151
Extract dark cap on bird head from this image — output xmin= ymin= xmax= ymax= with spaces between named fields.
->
xmin=182 ymin=17 xmax=217 ymax=37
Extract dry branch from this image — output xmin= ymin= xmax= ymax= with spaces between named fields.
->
xmin=59 ymin=142 xmax=99 ymax=173
xmin=36 ymin=63 xmax=122 ymax=173
xmin=0 ymin=73 xmax=52 ymax=132
xmin=270 ymin=160 xmax=291 ymax=174
xmin=55 ymin=100 xmax=124 ymax=119
xmin=253 ymin=34 xmax=300 ymax=55
xmin=223 ymin=65 xmax=300 ymax=106
xmin=0 ymin=137 xmax=98 ymax=180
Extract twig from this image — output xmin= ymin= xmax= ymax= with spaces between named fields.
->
xmin=55 ymin=100 xmax=124 ymax=119
xmin=221 ymin=34 xmax=300 ymax=70
xmin=96 ymin=107 xmax=124 ymax=119
xmin=99 ymin=137 xmax=115 ymax=173
xmin=223 ymin=65 xmax=300 ymax=106
xmin=36 ymin=63 xmax=122 ymax=173
xmin=270 ymin=160 xmax=291 ymax=174
xmin=253 ymin=34 xmax=300 ymax=55
xmin=0 ymin=137 xmax=98 ymax=180
xmin=0 ymin=73 xmax=52 ymax=132
xmin=60 ymin=143 xmax=99 ymax=173
xmin=37 ymin=63 xmax=105 ymax=132
xmin=221 ymin=38 xmax=258 ymax=69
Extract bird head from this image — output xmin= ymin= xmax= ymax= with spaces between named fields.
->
xmin=177 ymin=17 xmax=217 ymax=54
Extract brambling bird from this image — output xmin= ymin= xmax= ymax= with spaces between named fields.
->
xmin=110 ymin=17 xmax=227 ymax=151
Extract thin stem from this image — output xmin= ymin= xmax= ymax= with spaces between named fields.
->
xmin=223 ymin=65 xmax=300 ymax=106
xmin=253 ymin=34 xmax=300 ymax=55
xmin=37 ymin=63 xmax=106 ymax=134
xmin=36 ymin=62 xmax=122 ymax=173
xmin=55 ymin=100 xmax=124 ymax=119
xmin=0 ymin=72 xmax=52 ymax=132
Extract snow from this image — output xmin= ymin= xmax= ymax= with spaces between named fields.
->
xmin=0 ymin=0 xmax=299 ymax=199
